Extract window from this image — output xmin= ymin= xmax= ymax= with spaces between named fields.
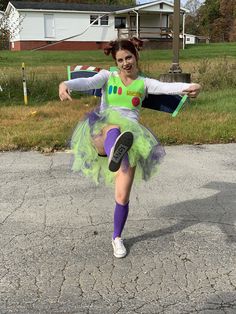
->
xmin=90 ymin=15 xmax=99 ymax=25
xmin=115 ymin=17 xmax=126 ymax=29
xmin=44 ymin=14 xmax=55 ymax=38
xmin=160 ymin=3 xmax=163 ymax=9
xmin=90 ymin=15 xmax=109 ymax=26
xmin=101 ymin=16 xmax=109 ymax=26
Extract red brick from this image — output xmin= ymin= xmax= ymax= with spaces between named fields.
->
xmin=11 ymin=40 xmax=108 ymax=51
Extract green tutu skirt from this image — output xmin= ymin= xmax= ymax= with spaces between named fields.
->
xmin=71 ymin=107 xmax=165 ymax=185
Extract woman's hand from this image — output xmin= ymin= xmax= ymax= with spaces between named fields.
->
xmin=183 ymin=83 xmax=201 ymax=98
xmin=59 ymin=82 xmax=72 ymax=101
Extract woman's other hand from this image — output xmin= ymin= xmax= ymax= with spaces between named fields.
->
xmin=183 ymin=83 xmax=201 ymax=98
xmin=59 ymin=82 xmax=72 ymax=101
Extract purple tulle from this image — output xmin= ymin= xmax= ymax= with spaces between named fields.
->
xmin=87 ymin=110 xmax=100 ymax=127
xmin=71 ymin=107 xmax=166 ymax=184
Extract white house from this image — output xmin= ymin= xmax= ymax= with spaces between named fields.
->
xmin=5 ymin=0 xmax=189 ymax=51
xmin=185 ymin=33 xmax=197 ymax=44
xmin=183 ymin=33 xmax=210 ymax=45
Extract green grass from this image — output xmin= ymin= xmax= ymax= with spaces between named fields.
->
xmin=0 ymin=42 xmax=236 ymax=150
xmin=1 ymin=42 xmax=236 ymax=68
xmin=140 ymin=89 xmax=236 ymax=145
xmin=180 ymin=42 xmax=236 ymax=60
xmin=0 ymin=88 xmax=235 ymax=151
xmin=192 ymin=89 xmax=236 ymax=113
xmin=0 ymin=72 xmax=64 ymax=106
xmin=0 ymin=50 xmax=109 ymax=68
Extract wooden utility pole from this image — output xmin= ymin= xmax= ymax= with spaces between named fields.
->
xmin=169 ymin=0 xmax=182 ymax=73
xmin=160 ymin=0 xmax=190 ymax=83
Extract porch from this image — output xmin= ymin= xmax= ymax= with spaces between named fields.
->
xmin=117 ymin=26 xmax=175 ymax=49
xmin=117 ymin=26 xmax=172 ymax=40
xmin=114 ymin=1 xmax=188 ymax=49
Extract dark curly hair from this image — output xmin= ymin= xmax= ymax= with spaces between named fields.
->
xmin=104 ymin=37 xmax=143 ymax=61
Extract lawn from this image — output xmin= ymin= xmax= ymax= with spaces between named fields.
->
xmin=1 ymin=42 xmax=236 ymax=68
xmin=0 ymin=43 xmax=236 ymax=151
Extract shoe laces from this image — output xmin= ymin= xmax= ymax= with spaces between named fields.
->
xmin=114 ymin=237 xmax=124 ymax=248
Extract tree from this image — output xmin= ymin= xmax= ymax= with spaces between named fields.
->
xmin=219 ymin=0 xmax=236 ymax=41
xmin=0 ymin=10 xmax=24 ymax=49
xmin=185 ymin=0 xmax=221 ymax=40
xmin=184 ymin=0 xmax=205 ymax=35
xmin=0 ymin=0 xmax=8 ymax=11
xmin=184 ymin=0 xmax=202 ymax=16
xmin=196 ymin=0 xmax=236 ymax=42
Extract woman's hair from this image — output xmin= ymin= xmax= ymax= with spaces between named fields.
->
xmin=104 ymin=37 xmax=143 ymax=61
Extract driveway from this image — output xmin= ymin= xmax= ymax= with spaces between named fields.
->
xmin=0 ymin=144 xmax=236 ymax=313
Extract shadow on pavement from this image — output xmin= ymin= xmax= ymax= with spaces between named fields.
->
xmin=201 ymin=292 xmax=236 ymax=312
xmin=126 ymin=181 xmax=236 ymax=250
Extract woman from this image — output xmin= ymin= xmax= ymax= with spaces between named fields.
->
xmin=59 ymin=37 xmax=201 ymax=258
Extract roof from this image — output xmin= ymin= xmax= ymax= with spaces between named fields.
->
xmin=184 ymin=33 xmax=210 ymax=39
xmin=8 ymin=1 xmax=188 ymax=14
xmin=9 ymin=1 xmax=132 ymax=12
xmin=115 ymin=0 xmax=189 ymax=14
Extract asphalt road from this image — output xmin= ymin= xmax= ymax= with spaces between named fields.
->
xmin=0 ymin=144 xmax=236 ymax=314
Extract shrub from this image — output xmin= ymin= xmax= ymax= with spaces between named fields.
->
xmin=195 ymin=57 xmax=236 ymax=90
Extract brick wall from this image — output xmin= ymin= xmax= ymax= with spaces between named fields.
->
xmin=11 ymin=40 xmax=108 ymax=51
xmin=11 ymin=39 xmax=177 ymax=51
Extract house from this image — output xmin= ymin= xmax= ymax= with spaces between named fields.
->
xmin=184 ymin=33 xmax=210 ymax=45
xmin=5 ymin=0 xmax=189 ymax=51
xmin=195 ymin=35 xmax=210 ymax=44
xmin=184 ymin=33 xmax=196 ymax=44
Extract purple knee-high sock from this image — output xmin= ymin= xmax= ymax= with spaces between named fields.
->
xmin=104 ymin=128 xmax=120 ymax=157
xmin=113 ymin=201 xmax=129 ymax=239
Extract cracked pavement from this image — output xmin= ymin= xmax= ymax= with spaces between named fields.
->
xmin=0 ymin=144 xmax=236 ymax=314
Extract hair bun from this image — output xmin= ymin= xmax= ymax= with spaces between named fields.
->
xmin=103 ymin=37 xmax=143 ymax=60
xmin=104 ymin=41 xmax=115 ymax=56
xmin=130 ymin=37 xmax=143 ymax=51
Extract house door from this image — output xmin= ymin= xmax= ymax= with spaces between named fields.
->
xmin=130 ymin=15 xmax=140 ymax=37
xmin=130 ymin=16 xmax=136 ymax=30
xmin=44 ymin=14 xmax=55 ymax=38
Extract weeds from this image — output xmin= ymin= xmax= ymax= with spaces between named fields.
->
xmin=0 ymin=70 xmax=65 ymax=105
xmin=195 ymin=57 xmax=236 ymax=90
xmin=1 ymin=57 xmax=236 ymax=106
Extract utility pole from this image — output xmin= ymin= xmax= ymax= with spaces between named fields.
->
xmin=169 ymin=0 xmax=182 ymax=73
xmin=159 ymin=0 xmax=190 ymax=83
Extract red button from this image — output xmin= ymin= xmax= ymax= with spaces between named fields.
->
xmin=132 ymin=97 xmax=140 ymax=107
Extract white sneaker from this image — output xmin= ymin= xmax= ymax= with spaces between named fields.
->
xmin=112 ymin=237 xmax=127 ymax=258
xmin=108 ymin=131 xmax=133 ymax=172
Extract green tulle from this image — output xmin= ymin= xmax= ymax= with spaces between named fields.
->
xmin=71 ymin=108 xmax=164 ymax=185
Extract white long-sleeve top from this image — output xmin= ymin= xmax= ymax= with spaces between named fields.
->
xmin=65 ymin=69 xmax=191 ymax=121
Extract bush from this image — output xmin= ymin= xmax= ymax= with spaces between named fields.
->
xmin=195 ymin=57 xmax=236 ymax=91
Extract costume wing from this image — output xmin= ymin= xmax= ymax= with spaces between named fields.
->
xmin=68 ymin=65 xmax=102 ymax=96
xmin=67 ymin=65 xmax=188 ymax=117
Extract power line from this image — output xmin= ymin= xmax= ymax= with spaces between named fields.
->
xmin=32 ymin=13 xmax=110 ymax=51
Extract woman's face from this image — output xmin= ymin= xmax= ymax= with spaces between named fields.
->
xmin=115 ymin=49 xmax=138 ymax=77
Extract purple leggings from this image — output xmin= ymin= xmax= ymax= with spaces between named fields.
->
xmin=104 ymin=127 xmax=129 ymax=170
xmin=113 ymin=201 xmax=129 ymax=239
xmin=104 ymin=128 xmax=129 ymax=238
xmin=104 ymin=128 xmax=120 ymax=157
